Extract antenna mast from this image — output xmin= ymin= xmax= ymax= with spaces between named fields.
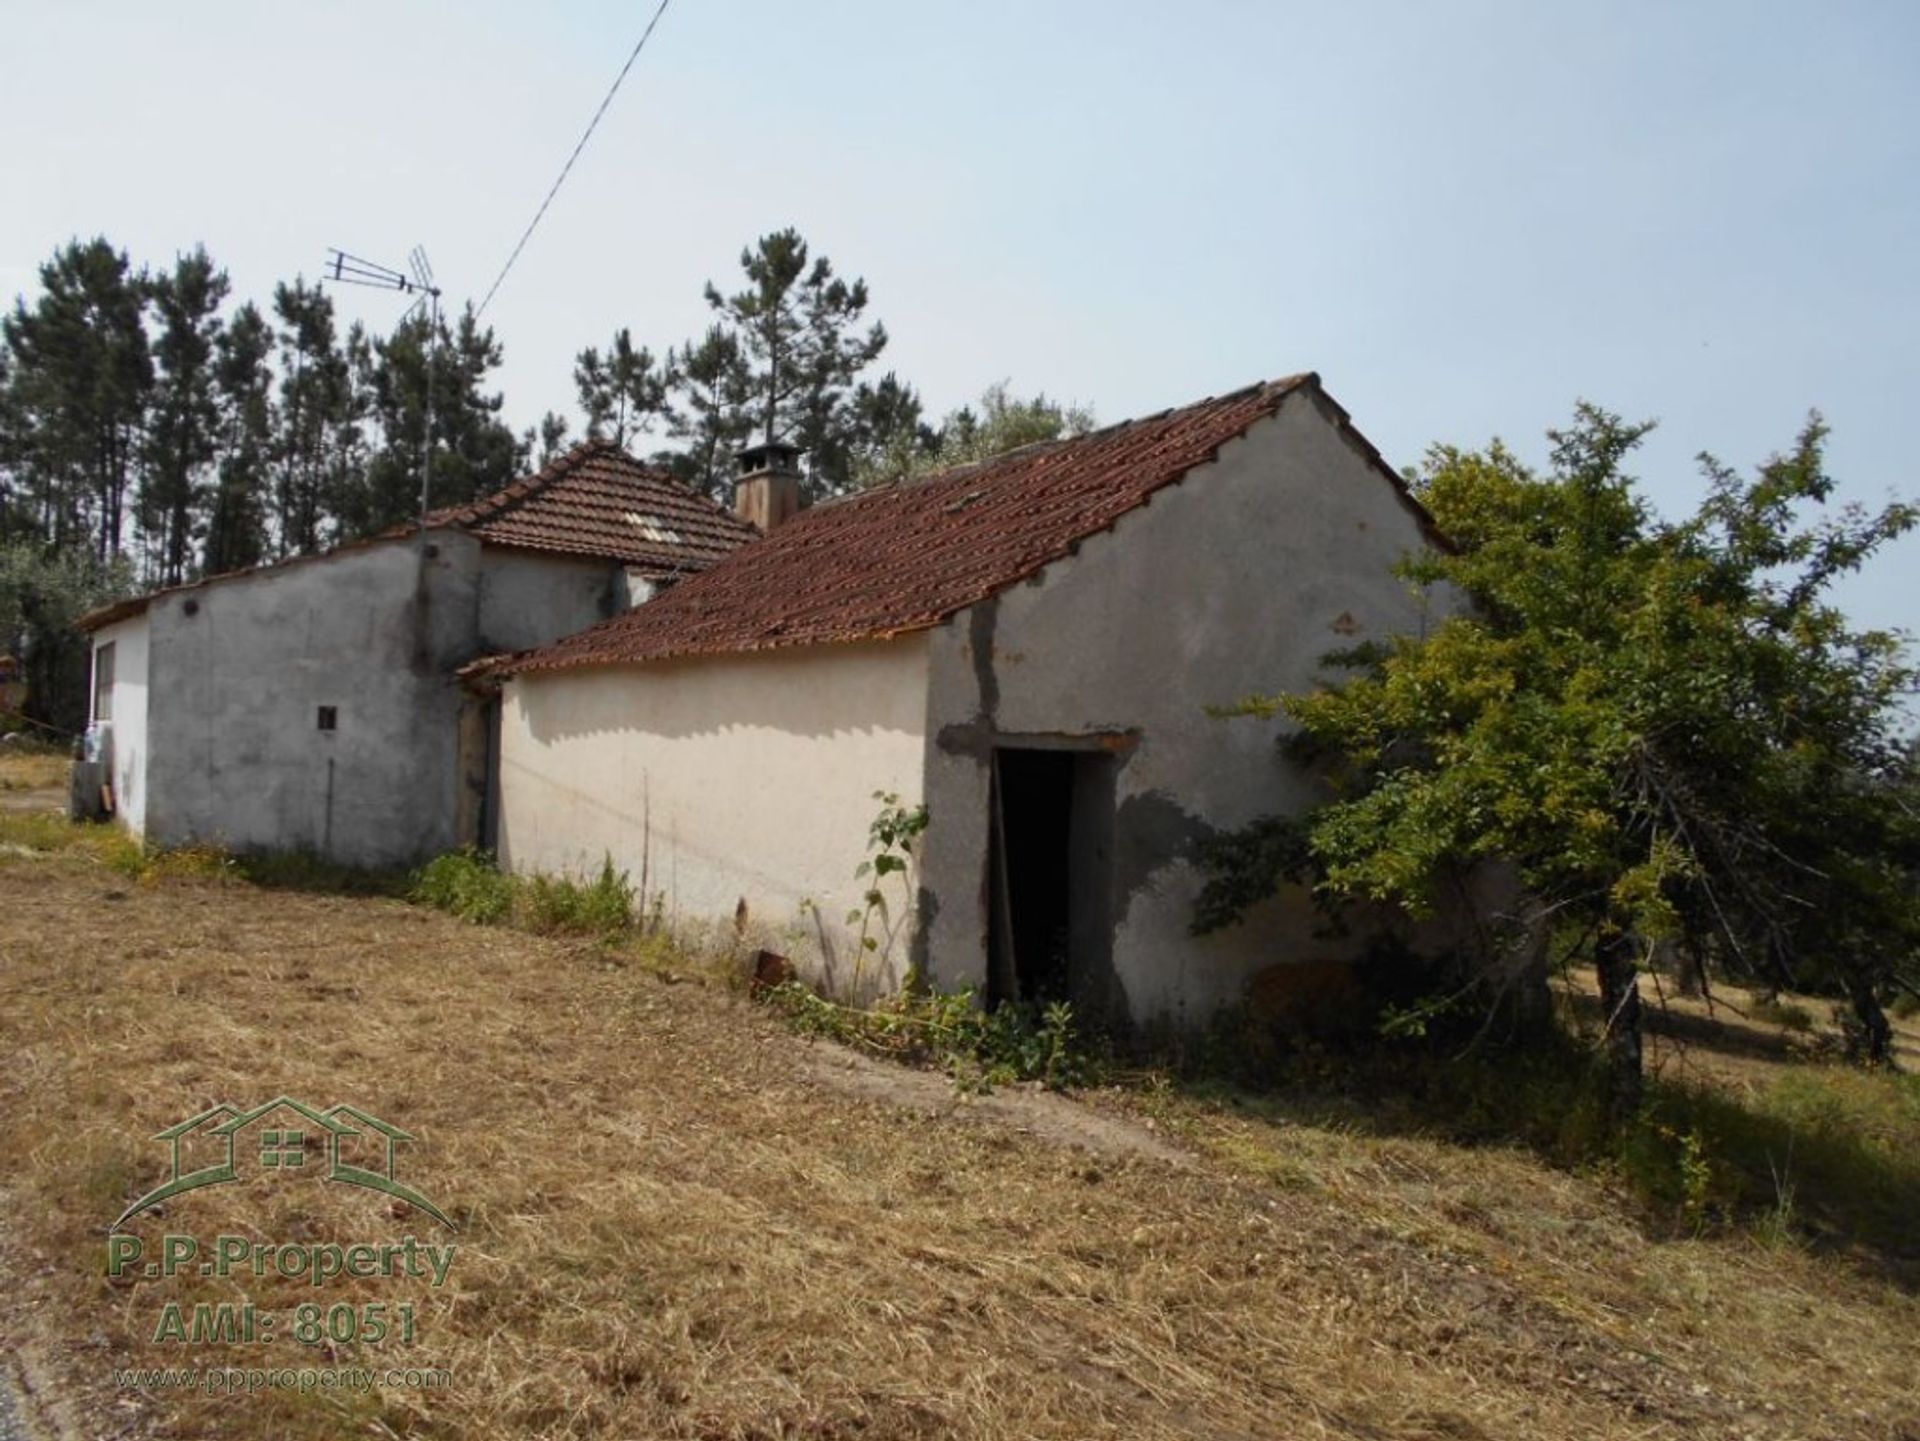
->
xmin=324 ymin=247 xmax=444 ymax=527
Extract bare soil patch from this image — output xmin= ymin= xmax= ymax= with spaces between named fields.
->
xmin=804 ymin=1046 xmax=1191 ymax=1166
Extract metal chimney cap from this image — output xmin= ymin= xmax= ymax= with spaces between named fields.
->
xmin=735 ymin=439 xmax=802 ymax=477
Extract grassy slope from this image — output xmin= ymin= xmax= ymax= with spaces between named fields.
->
xmin=0 ymin=785 xmax=1915 ymax=1438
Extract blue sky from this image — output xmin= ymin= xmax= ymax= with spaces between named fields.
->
xmin=4 ymin=1 xmax=1915 ymax=638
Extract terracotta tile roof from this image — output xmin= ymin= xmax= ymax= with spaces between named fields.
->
xmin=422 ymin=439 xmax=758 ymax=573
xmin=78 ymin=441 xmax=753 ymax=632
xmin=506 ymin=373 xmax=1427 ymax=676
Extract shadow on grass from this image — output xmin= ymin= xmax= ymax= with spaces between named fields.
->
xmin=1162 ymin=1020 xmax=1920 ymax=1290
xmin=0 ymin=810 xmax=411 ymax=898
xmin=227 ymin=848 xmax=411 ymax=898
xmin=1637 ymin=997 xmax=1822 ymax=1064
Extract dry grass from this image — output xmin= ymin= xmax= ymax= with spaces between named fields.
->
xmin=1565 ymin=965 xmax=1920 ymax=1085
xmin=1 ymin=832 xmax=1917 ymax=1439
xmin=0 ymin=743 xmax=69 ymax=798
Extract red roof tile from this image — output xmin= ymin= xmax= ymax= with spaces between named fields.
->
xmin=507 ymin=373 xmax=1425 ymax=676
xmin=421 ymin=439 xmax=758 ymax=572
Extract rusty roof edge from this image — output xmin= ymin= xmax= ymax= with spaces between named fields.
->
xmin=504 ymin=620 xmax=945 ymax=678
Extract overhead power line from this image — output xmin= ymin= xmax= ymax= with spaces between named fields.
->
xmin=476 ymin=0 xmax=675 ymax=317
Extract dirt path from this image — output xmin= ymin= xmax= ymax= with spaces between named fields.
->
xmin=804 ymin=1046 xmax=1192 ymax=1165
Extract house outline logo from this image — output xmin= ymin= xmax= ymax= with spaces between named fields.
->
xmin=112 ymin=1096 xmax=455 ymax=1232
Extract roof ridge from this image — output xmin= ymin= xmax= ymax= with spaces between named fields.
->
xmin=499 ymin=371 xmax=1329 ymax=675
xmin=853 ymin=373 xmax=1314 ymax=500
xmin=433 ymin=439 xmax=606 ymax=528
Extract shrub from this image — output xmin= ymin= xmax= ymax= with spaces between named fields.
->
xmin=412 ymin=849 xmax=516 ymax=924
xmin=521 ymin=856 xmax=633 ymax=936
xmin=761 ymin=982 xmax=1095 ymax=1092
xmin=411 ymin=851 xmax=635 ymax=935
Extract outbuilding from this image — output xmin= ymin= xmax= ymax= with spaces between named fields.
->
xmin=492 ymin=375 xmax=1461 ymax=1034
xmin=77 ymin=443 xmax=755 ymax=866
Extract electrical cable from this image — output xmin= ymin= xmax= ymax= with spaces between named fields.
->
xmin=476 ymin=0 xmax=675 ymax=317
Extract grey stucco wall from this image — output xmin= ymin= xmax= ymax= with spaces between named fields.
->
xmin=477 ymin=547 xmax=618 ymax=654
xmin=139 ymin=531 xmax=618 ymax=867
xmin=916 ymin=389 xmax=1461 ymax=1033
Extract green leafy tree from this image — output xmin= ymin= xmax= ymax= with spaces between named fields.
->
xmin=574 ymin=328 xmax=667 ymax=447
xmin=0 ymin=238 xmax=152 ymax=557
xmin=140 ymin=247 xmax=228 ymax=585
xmin=0 ymin=541 xmax=132 ymax=734
xmin=853 ymin=381 xmax=1095 ymax=488
xmin=203 ymin=301 xmax=275 ymax=575
xmin=934 ymin=381 xmax=1095 ymax=467
xmin=1198 ymin=405 xmax=1917 ymax=1114
xmin=703 ymin=228 xmax=887 ymax=498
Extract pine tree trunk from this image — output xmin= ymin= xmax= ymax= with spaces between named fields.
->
xmin=1844 ymin=976 xmax=1895 ymax=1068
xmin=1595 ymin=930 xmax=1644 ymax=1118
xmin=1674 ymin=941 xmax=1705 ymax=998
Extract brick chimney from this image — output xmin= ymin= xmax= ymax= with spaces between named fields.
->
xmin=733 ymin=440 xmax=804 ymax=532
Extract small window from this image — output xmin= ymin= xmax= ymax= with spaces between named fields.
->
xmin=93 ymin=642 xmax=116 ymax=723
xmin=317 ymin=706 xmax=338 ymax=732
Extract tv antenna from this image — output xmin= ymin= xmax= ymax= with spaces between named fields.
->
xmin=324 ymin=246 xmax=444 ymax=526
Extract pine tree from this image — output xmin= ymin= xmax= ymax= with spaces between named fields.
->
xmin=702 ymin=229 xmax=886 ymax=498
xmin=270 ymin=279 xmax=348 ymax=556
xmin=354 ymin=305 xmax=520 ymax=535
xmin=433 ymin=306 xmax=521 ymax=506
xmin=533 ymin=411 xmax=571 ymax=466
xmin=141 ymin=247 xmax=229 ymax=585
xmin=663 ymin=325 xmax=752 ymax=498
xmin=575 ymin=328 xmax=667 ymax=448
xmin=845 ymin=373 xmax=936 ymax=488
xmin=0 ymin=346 xmax=21 ymax=544
xmin=0 ymin=238 xmax=152 ymax=557
xmin=203 ymin=301 xmax=274 ymax=575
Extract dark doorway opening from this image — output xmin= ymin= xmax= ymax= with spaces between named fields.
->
xmin=988 ymin=746 xmax=1119 ymax=1026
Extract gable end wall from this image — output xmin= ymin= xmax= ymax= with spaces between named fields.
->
xmin=917 ymin=391 xmax=1463 ymax=1030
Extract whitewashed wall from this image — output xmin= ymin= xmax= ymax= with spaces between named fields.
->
xmin=91 ymin=614 xmax=151 ymax=834
xmin=498 ymin=637 xmax=930 ymax=993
